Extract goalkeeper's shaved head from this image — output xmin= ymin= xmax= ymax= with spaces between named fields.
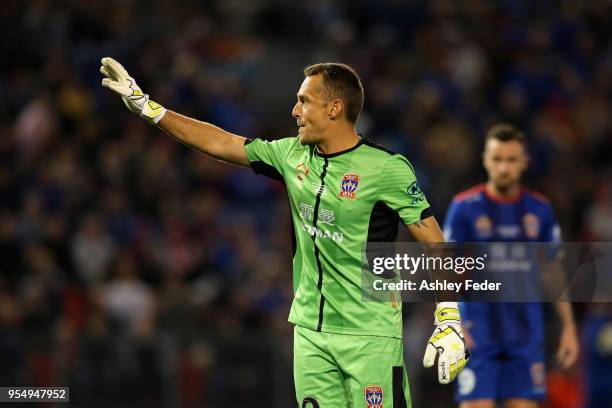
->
xmin=303 ymin=63 xmax=364 ymax=124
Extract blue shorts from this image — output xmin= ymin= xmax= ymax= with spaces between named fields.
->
xmin=455 ymin=342 xmax=546 ymax=402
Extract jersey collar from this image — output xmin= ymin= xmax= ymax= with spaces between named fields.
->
xmin=315 ymin=137 xmax=363 ymax=158
xmin=484 ymin=184 xmax=524 ymax=204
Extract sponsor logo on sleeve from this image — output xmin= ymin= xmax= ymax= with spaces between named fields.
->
xmin=407 ymin=181 xmax=426 ymax=205
xmin=407 ymin=181 xmax=422 ymax=195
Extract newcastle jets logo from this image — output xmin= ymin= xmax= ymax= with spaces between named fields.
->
xmin=364 ymin=385 xmax=384 ymax=408
xmin=339 ymin=173 xmax=360 ymax=199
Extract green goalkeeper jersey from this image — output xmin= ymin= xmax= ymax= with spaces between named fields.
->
xmin=245 ymin=136 xmax=431 ymax=338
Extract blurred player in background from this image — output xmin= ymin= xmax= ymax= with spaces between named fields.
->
xmin=443 ymin=124 xmax=579 ymax=408
xmin=100 ymin=57 xmax=469 ymax=407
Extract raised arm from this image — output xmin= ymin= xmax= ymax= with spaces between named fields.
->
xmin=157 ymin=111 xmax=249 ymax=166
xmin=100 ymin=57 xmax=249 ymax=167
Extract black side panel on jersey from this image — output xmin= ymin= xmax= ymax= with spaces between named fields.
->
xmin=392 ymin=366 xmax=408 ymax=408
xmin=367 ymin=201 xmax=400 ymax=243
xmin=249 ymin=161 xmax=283 ymax=182
xmin=366 ymin=201 xmax=400 ymax=279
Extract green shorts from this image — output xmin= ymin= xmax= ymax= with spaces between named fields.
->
xmin=294 ymin=325 xmax=411 ymax=408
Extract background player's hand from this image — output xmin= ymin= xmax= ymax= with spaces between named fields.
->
xmin=556 ymin=322 xmax=579 ymax=368
xmin=461 ymin=320 xmax=476 ymax=349
xmin=423 ymin=302 xmax=470 ymax=384
xmin=100 ymin=57 xmax=166 ymax=124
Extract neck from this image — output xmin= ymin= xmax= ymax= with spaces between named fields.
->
xmin=316 ymin=123 xmax=359 ymax=155
xmin=486 ymin=181 xmax=521 ymax=200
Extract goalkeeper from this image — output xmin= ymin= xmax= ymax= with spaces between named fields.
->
xmin=100 ymin=57 xmax=469 ymax=407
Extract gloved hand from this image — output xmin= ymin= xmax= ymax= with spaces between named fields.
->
xmin=423 ymin=302 xmax=470 ymax=384
xmin=100 ymin=57 xmax=166 ymax=124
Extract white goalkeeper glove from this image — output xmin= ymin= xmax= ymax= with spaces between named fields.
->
xmin=423 ymin=302 xmax=470 ymax=384
xmin=100 ymin=57 xmax=166 ymax=125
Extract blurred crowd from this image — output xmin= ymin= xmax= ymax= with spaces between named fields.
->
xmin=1 ymin=0 xmax=611 ymax=407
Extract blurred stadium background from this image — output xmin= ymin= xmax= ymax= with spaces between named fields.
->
xmin=1 ymin=0 xmax=611 ymax=407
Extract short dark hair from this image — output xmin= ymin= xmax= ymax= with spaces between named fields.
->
xmin=303 ymin=62 xmax=364 ymax=124
xmin=485 ymin=123 xmax=526 ymax=146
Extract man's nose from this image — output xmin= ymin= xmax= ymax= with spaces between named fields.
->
xmin=292 ymin=103 xmax=300 ymax=118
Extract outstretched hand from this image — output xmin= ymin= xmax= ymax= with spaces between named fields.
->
xmin=100 ymin=57 xmax=166 ymax=124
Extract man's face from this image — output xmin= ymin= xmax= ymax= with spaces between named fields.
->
xmin=292 ymin=75 xmax=331 ymax=145
xmin=483 ymin=139 xmax=528 ymax=191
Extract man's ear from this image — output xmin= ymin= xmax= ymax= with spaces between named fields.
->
xmin=328 ymin=99 xmax=344 ymax=120
xmin=522 ymin=154 xmax=530 ymax=171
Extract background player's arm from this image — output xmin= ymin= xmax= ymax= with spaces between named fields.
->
xmin=555 ymin=301 xmax=579 ymax=368
xmin=542 ymin=205 xmax=579 ymax=368
xmin=158 ymin=111 xmax=249 ymax=167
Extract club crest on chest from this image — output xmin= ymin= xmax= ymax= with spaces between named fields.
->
xmin=339 ymin=173 xmax=360 ymax=199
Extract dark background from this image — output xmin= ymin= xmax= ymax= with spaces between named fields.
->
xmin=1 ymin=0 xmax=611 ymax=407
